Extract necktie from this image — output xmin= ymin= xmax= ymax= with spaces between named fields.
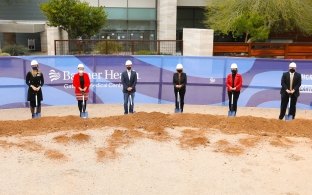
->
xmin=290 ymin=73 xmax=294 ymax=90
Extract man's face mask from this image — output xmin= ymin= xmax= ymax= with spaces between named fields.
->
xmin=231 ymin=69 xmax=237 ymax=74
xmin=127 ymin=66 xmax=131 ymax=70
xmin=177 ymin=69 xmax=182 ymax=73
xmin=289 ymin=68 xmax=295 ymax=73
xmin=32 ymin=66 xmax=38 ymax=71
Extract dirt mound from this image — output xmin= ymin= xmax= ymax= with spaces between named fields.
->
xmin=53 ymin=133 xmax=90 ymax=144
xmin=179 ymin=129 xmax=209 ymax=149
xmin=0 ymin=112 xmax=311 ymax=139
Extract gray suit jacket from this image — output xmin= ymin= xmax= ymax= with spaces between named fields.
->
xmin=121 ymin=70 xmax=137 ymax=93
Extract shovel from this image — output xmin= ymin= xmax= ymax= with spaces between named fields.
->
xmin=32 ymin=93 xmax=41 ymax=118
xmin=128 ymin=93 xmax=133 ymax=113
xmin=80 ymin=92 xmax=88 ymax=118
xmin=175 ymin=91 xmax=182 ymax=113
xmin=285 ymin=96 xmax=293 ymax=121
xmin=228 ymin=92 xmax=236 ymax=117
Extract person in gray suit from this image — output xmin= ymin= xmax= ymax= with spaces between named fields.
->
xmin=121 ymin=60 xmax=137 ymax=114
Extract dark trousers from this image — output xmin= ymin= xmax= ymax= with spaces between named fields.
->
xmin=228 ymin=91 xmax=240 ymax=112
xmin=279 ymin=94 xmax=298 ymax=119
xmin=30 ymin=100 xmax=41 ymax=114
xmin=174 ymin=89 xmax=185 ymax=112
xmin=78 ymin=100 xmax=87 ymax=113
xmin=124 ymin=92 xmax=135 ymax=114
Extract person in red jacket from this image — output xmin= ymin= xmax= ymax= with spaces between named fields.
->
xmin=226 ymin=63 xmax=243 ymax=115
xmin=73 ymin=63 xmax=90 ymax=117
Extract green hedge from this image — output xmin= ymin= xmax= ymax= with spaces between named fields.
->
xmin=0 ymin=53 xmax=10 ymax=56
xmin=93 ymin=41 xmax=123 ymax=54
xmin=2 ymin=45 xmax=28 ymax=56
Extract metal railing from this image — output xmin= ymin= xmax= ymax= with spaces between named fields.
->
xmin=55 ymin=39 xmax=183 ymax=56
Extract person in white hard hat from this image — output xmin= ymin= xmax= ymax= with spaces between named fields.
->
xmin=279 ymin=62 xmax=302 ymax=120
xmin=173 ymin=63 xmax=187 ymax=112
xmin=226 ymin=63 xmax=243 ymax=115
xmin=121 ymin=60 xmax=137 ymax=114
xmin=26 ymin=60 xmax=44 ymax=118
xmin=73 ymin=63 xmax=90 ymax=117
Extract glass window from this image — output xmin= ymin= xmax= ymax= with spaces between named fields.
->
xmin=104 ymin=8 xmax=127 ymax=20
xmin=105 ymin=8 xmax=156 ymax=21
xmin=128 ymin=8 xmax=156 ymax=20
xmin=103 ymin=20 xmax=128 ymax=30
xmin=128 ymin=21 xmax=156 ymax=30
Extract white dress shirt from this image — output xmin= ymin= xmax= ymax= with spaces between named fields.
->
xmin=127 ymin=70 xmax=131 ymax=80
xmin=289 ymin=72 xmax=294 ymax=90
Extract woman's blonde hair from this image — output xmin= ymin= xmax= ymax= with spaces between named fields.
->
xmin=31 ymin=67 xmax=41 ymax=76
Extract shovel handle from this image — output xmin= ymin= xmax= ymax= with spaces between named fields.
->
xmin=177 ymin=91 xmax=180 ymax=110
xmin=129 ymin=94 xmax=132 ymax=106
xmin=231 ymin=92 xmax=234 ymax=105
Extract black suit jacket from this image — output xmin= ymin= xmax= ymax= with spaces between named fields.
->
xmin=121 ymin=70 xmax=137 ymax=93
xmin=280 ymin=72 xmax=302 ymax=97
xmin=173 ymin=72 xmax=187 ymax=90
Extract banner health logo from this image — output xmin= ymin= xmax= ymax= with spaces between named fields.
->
xmin=209 ymin=77 xmax=216 ymax=83
xmin=300 ymin=74 xmax=312 ymax=93
xmin=49 ymin=69 xmax=61 ymax=82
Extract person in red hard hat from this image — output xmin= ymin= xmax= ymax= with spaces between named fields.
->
xmin=73 ymin=63 xmax=90 ymax=117
xmin=226 ymin=63 xmax=243 ymax=115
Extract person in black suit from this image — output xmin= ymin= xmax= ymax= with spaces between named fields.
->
xmin=173 ymin=63 xmax=187 ymax=112
xmin=121 ymin=60 xmax=137 ymax=114
xmin=279 ymin=62 xmax=302 ymax=120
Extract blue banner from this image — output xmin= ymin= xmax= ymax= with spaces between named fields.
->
xmin=0 ymin=55 xmax=311 ymax=109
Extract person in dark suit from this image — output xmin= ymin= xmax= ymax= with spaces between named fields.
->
xmin=26 ymin=60 xmax=44 ymax=118
xmin=279 ymin=62 xmax=302 ymax=120
xmin=173 ymin=63 xmax=187 ymax=112
xmin=121 ymin=60 xmax=137 ymax=114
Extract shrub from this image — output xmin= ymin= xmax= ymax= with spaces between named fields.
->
xmin=0 ymin=53 xmax=11 ymax=56
xmin=135 ymin=50 xmax=157 ymax=55
xmin=93 ymin=41 xmax=123 ymax=54
xmin=2 ymin=45 xmax=29 ymax=56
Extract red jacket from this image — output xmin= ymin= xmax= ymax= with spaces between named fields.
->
xmin=73 ymin=73 xmax=91 ymax=93
xmin=226 ymin=73 xmax=243 ymax=91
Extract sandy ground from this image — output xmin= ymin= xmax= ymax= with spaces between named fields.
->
xmin=0 ymin=104 xmax=312 ymax=195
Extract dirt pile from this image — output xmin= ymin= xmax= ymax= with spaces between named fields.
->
xmin=0 ymin=112 xmax=311 ymax=160
xmin=0 ymin=112 xmax=311 ymax=138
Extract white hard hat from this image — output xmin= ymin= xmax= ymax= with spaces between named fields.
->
xmin=77 ymin=63 xmax=84 ymax=68
xmin=31 ymin=60 xmax=38 ymax=66
xmin=176 ymin=63 xmax=183 ymax=69
xmin=125 ymin=60 xmax=132 ymax=66
xmin=231 ymin=63 xmax=238 ymax=69
xmin=289 ymin=62 xmax=297 ymax=68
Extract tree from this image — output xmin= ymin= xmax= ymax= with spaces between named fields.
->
xmin=40 ymin=0 xmax=107 ymax=39
xmin=205 ymin=0 xmax=312 ymax=42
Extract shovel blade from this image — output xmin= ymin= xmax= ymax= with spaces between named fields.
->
xmin=33 ymin=113 xmax=41 ymax=119
xmin=285 ymin=115 xmax=293 ymax=121
xmin=174 ymin=108 xmax=182 ymax=113
xmin=80 ymin=112 xmax=88 ymax=119
xmin=228 ymin=111 xmax=236 ymax=117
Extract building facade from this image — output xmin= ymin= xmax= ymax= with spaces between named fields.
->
xmin=0 ymin=0 xmax=207 ymax=54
